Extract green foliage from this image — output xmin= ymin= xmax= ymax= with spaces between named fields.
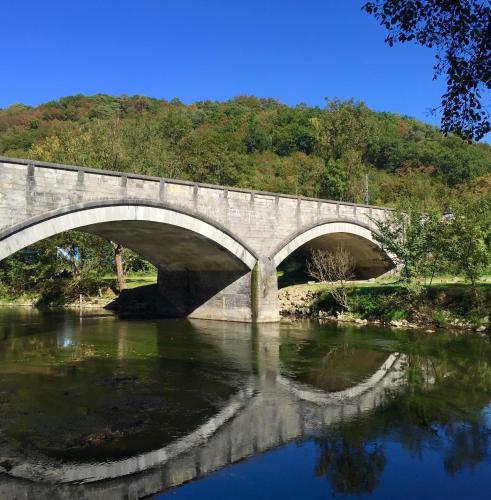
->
xmin=372 ymin=208 xmax=443 ymax=284
xmin=312 ymin=284 xmax=490 ymax=325
xmin=346 ymin=287 xmax=411 ymax=321
xmin=0 ymin=231 xmax=115 ymax=304
xmin=0 ymin=93 xmax=489 ymax=302
xmin=315 ymin=286 xmax=411 ymax=321
xmin=373 ymin=194 xmax=490 ymax=288
xmin=0 ymin=93 xmax=487 ymax=203
xmin=440 ymin=194 xmax=491 ymax=285
xmin=363 ymin=0 xmax=491 ymax=141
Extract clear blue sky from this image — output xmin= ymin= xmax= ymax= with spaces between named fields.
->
xmin=2 ymin=0 xmax=478 ymax=137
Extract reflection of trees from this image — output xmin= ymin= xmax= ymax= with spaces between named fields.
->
xmin=314 ymin=332 xmax=491 ymax=494
xmin=316 ymin=436 xmax=386 ymax=495
xmin=443 ymin=422 xmax=489 ymax=476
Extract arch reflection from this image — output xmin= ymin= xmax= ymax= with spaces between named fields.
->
xmin=0 ymin=317 xmax=407 ymax=498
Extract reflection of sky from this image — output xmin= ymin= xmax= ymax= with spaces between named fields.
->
xmin=483 ymin=404 xmax=491 ymax=429
xmin=159 ymin=435 xmax=491 ymax=500
xmin=57 ymin=321 xmax=79 ymax=348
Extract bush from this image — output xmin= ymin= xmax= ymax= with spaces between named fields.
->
xmin=346 ymin=287 xmax=410 ymax=321
xmin=431 ymin=308 xmax=451 ymax=327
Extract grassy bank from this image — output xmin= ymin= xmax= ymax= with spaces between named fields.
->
xmin=1 ymin=268 xmax=489 ymax=332
xmin=0 ymin=272 xmax=158 ymax=308
xmin=279 ymin=281 xmax=490 ymax=331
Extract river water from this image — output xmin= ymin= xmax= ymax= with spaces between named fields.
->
xmin=0 ymin=307 xmax=490 ymax=499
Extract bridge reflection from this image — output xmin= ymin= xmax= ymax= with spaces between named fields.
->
xmin=0 ymin=321 xmax=406 ymax=499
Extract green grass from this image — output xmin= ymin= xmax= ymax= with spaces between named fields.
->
xmin=283 ymin=279 xmax=490 ymax=326
xmin=100 ymin=272 xmax=157 ymax=289
xmin=278 ymin=270 xmax=491 ymax=292
xmin=125 ymin=274 xmax=157 ymax=289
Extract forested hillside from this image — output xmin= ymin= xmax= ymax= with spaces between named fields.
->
xmin=1 ymin=94 xmax=490 ymax=208
xmin=0 ymin=94 xmax=489 ymax=305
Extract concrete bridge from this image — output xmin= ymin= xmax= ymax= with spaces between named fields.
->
xmin=0 ymin=322 xmax=407 ymax=499
xmin=0 ymin=157 xmax=394 ymax=322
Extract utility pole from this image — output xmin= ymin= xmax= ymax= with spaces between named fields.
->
xmin=364 ymin=174 xmax=369 ymax=205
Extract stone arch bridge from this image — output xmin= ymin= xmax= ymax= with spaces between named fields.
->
xmin=0 ymin=157 xmax=394 ymax=321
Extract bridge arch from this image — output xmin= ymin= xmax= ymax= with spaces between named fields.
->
xmin=0 ymin=199 xmax=257 ymax=269
xmin=270 ymin=218 xmax=394 ymax=279
xmin=0 ymin=200 xmax=260 ymax=321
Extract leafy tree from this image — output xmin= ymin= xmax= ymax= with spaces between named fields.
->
xmin=244 ymin=115 xmax=272 ymax=153
xmin=373 ymin=194 xmax=490 ymax=287
xmin=0 ymin=231 xmax=114 ymax=303
xmin=363 ymin=0 xmax=491 ymax=141
xmin=320 ymin=159 xmax=348 ymax=200
xmin=311 ymin=99 xmax=376 ymax=161
xmin=441 ymin=194 xmax=490 ymax=285
xmin=112 ymin=243 xmax=154 ymax=291
xmin=177 ymin=124 xmax=250 ymax=185
xmin=371 ymin=208 xmax=443 ymax=284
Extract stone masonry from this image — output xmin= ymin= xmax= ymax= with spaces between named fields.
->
xmin=0 ymin=157 xmax=393 ymax=322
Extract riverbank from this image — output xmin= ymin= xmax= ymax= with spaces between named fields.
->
xmin=0 ymin=274 xmax=157 ymax=309
xmin=1 ymin=277 xmax=489 ymax=332
xmin=279 ymin=283 xmax=490 ymax=332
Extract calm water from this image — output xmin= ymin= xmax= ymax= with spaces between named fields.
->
xmin=0 ymin=308 xmax=490 ymax=499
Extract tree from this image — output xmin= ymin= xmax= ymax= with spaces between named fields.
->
xmin=307 ymin=246 xmax=356 ymax=309
xmin=371 ymin=208 xmax=443 ymax=285
xmin=312 ymin=100 xmax=378 ymax=201
xmin=244 ymin=115 xmax=271 ymax=153
xmin=441 ymin=194 xmax=490 ymax=285
xmin=112 ymin=242 xmax=127 ymax=291
xmin=0 ymin=231 xmax=114 ymax=303
xmin=111 ymin=243 xmax=154 ymax=292
xmin=373 ymin=194 xmax=490 ymax=287
xmin=363 ymin=0 xmax=491 ymax=141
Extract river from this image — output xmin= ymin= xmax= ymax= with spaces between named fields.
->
xmin=0 ymin=307 xmax=490 ymax=499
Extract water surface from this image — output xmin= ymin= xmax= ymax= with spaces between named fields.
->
xmin=0 ymin=308 xmax=489 ymax=499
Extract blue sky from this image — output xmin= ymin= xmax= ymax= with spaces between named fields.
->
xmin=1 ymin=0 xmax=474 ymax=136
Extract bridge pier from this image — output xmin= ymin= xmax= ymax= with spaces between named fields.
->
xmin=157 ymin=259 xmax=280 ymax=323
xmin=251 ymin=260 xmax=280 ymax=323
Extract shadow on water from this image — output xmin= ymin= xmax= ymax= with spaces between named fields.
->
xmin=0 ymin=309 xmax=489 ymax=499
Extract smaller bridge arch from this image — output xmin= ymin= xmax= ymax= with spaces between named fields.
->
xmin=270 ymin=219 xmax=395 ymax=279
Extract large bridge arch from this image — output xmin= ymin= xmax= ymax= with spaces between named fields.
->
xmin=271 ymin=219 xmax=395 ymax=279
xmin=0 ymin=199 xmax=257 ymax=268
xmin=0 ymin=200 xmax=260 ymax=321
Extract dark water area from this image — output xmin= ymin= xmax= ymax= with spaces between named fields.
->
xmin=0 ymin=308 xmax=490 ymax=499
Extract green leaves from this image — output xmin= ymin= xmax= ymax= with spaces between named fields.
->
xmin=363 ymin=0 xmax=491 ymax=141
xmin=372 ymin=194 xmax=490 ymax=287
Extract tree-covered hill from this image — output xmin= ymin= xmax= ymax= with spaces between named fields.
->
xmin=0 ymin=94 xmax=489 ymax=308
xmin=1 ymin=94 xmax=490 ymax=209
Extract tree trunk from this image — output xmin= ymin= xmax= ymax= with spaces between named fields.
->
xmin=112 ymin=242 xmax=126 ymax=292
